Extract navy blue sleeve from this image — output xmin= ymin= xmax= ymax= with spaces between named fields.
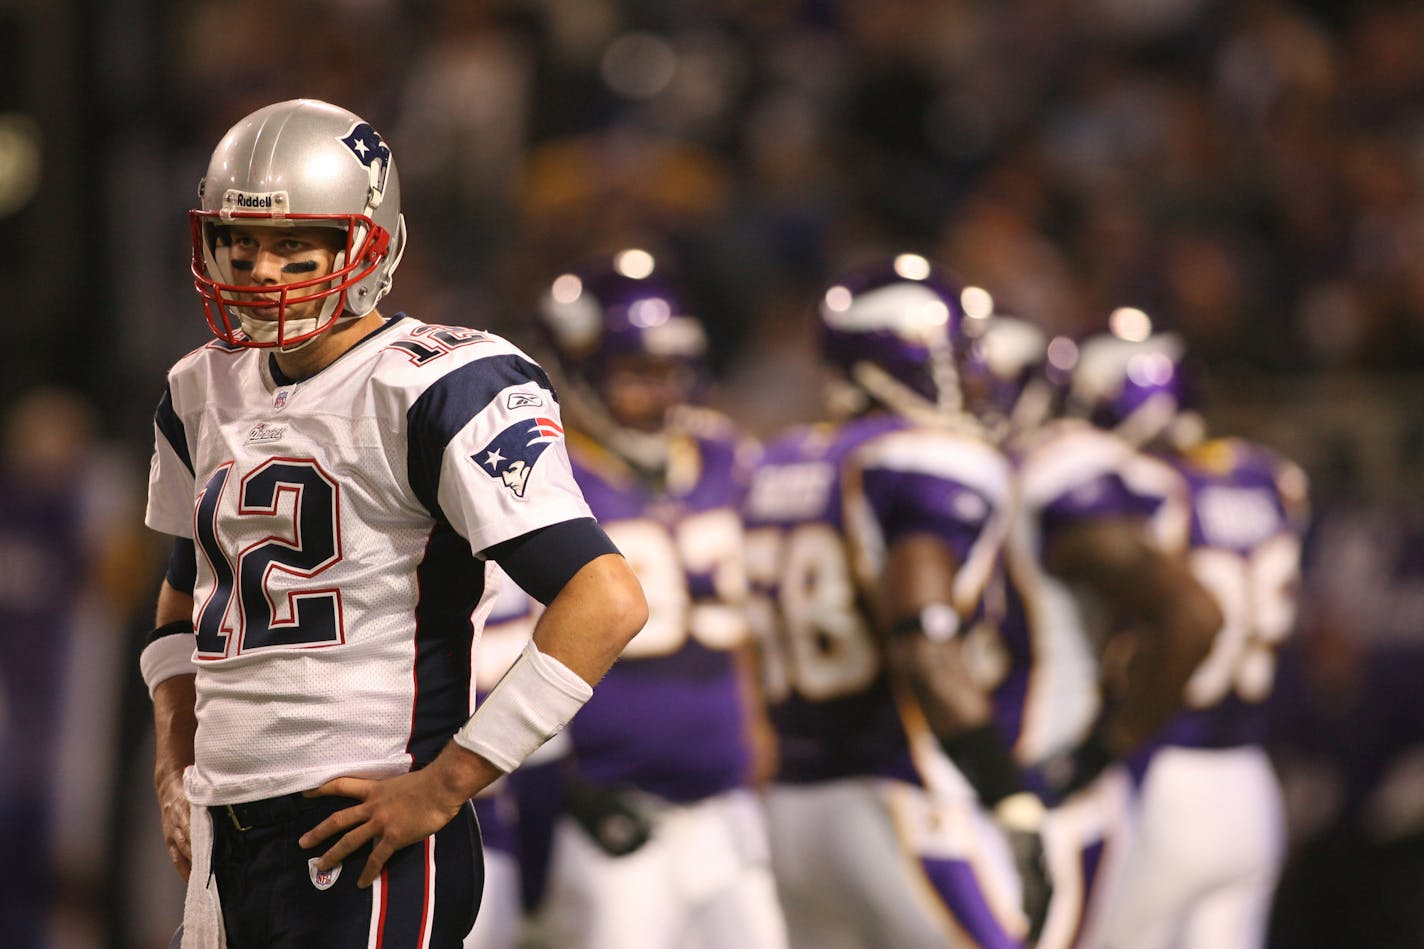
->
xmin=405 ymin=354 xmax=557 ymax=519
xmin=165 ymin=536 xmax=197 ymax=594
xmin=484 ymin=517 xmax=620 ymax=606
xmin=155 ymin=384 xmax=193 ymax=475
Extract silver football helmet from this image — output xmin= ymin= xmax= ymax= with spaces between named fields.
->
xmin=189 ymin=99 xmax=407 ymax=348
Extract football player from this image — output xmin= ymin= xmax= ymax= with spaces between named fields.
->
xmin=961 ymin=305 xmax=1223 ymax=948
xmin=1071 ymin=323 xmax=1309 ymax=949
xmin=744 ymin=254 xmax=1053 ymax=949
xmin=991 ymin=312 xmax=1224 ymax=946
xmin=141 ymin=99 xmax=646 ymax=948
xmin=529 ymin=251 xmax=788 ymax=949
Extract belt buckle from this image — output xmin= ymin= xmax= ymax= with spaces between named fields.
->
xmin=225 ymin=804 xmax=253 ymax=832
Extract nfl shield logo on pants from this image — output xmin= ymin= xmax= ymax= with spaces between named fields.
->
xmin=308 ymin=857 xmax=341 ymax=891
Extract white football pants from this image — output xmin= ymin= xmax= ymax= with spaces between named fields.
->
xmin=1099 ymin=745 xmax=1285 ymax=949
xmin=765 ymin=777 xmax=1028 ymax=949
xmin=539 ymin=787 xmax=788 ymax=949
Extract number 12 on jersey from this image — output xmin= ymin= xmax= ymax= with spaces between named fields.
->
xmin=194 ymin=458 xmax=345 ymax=657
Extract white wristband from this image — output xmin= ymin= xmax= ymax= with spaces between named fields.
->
xmin=140 ymin=628 xmax=198 ymax=697
xmin=453 ymin=640 xmax=593 ymax=772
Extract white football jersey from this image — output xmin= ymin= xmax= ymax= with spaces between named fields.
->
xmin=146 ymin=316 xmax=591 ymax=806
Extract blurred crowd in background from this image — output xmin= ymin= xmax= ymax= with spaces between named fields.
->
xmin=2 ymin=0 xmax=1423 ymax=945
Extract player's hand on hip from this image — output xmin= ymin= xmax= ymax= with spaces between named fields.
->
xmin=298 ymin=767 xmax=466 ymax=888
xmin=155 ymin=768 xmax=192 ymax=881
xmin=299 ymin=744 xmax=496 ymax=888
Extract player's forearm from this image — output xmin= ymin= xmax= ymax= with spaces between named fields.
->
xmin=152 ymin=673 xmax=197 ymax=788
xmin=891 ymin=636 xmax=994 ymax=733
xmin=1102 ymin=579 xmax=1219 ymax=751
xmin=450 ymin=553 xmax=646 ymax=777
xmin=883 ymin=533 xmax=993 ymax=734
xmin=1047 ymin=518 xmax=1219 ymax=750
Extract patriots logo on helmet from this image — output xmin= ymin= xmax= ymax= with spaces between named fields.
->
xmin=473 ymin=417 xmax=565 ymax=498
xmin=339 ymin=122 xmax=390 ymax=169
xmin=339 ymin=122 xmax=392 ymax=195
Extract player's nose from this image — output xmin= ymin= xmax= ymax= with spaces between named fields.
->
xmin=248 ymin=248 xmax=286 ymax=284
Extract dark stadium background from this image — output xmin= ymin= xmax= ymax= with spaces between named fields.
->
xmin=1 ymin=1 xmax=1420 ymax=945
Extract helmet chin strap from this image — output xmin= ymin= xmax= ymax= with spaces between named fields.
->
xmin=1007 ymin=378 xmax=1055 ymax=443
xmin=1113 ymin=391 xmax=1181 ymax=448
xmin=605 ymin=426 xmax=674 ymax=475
xmin=825 ymin=377 xmax=871 ymax=421
xmin=235 ymin=303 xmax=353 ymax=352
xmin=557 ymin=375 xmax=675 ymax=478
xmin=849 ymin=361 xmax=978 ymax=433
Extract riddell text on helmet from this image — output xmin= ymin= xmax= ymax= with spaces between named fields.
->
xmin=225 ymin=190 xmax=283 ymax=209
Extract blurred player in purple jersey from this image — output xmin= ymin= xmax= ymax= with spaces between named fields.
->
xmin=1063 ymin=319 xmax=1309 ymax=949
xmin=142 ymin=99 xmax=646 ymax=949
xmin=964 ymin=306 xmax=1222 ymax=949
xmin=0 ymin=389 xmax=108 ymax=949
xmin=745 ymin=254 xmax=1057 ymax=949
xmin=530 ymin=250 xmax=788 ymax=949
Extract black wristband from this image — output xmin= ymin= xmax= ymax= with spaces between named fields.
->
xmin=889 ymin=616 xmax=923 ymax=637
xmin=146 ymin=619 xmax=193 ymax=648
xmin=939 ymin=721 xmax=1023 ymax=808
xmin=888 ymin=603 xmax=960 ymax=641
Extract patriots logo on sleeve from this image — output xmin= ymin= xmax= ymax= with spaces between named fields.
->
xmin=473 ymin=417 xmax=565 ymax=498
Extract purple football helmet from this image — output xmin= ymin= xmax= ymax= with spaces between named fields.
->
xmin=1068 ymin=312 xmax=1194 ymax=445
xmin=818 ymin=254 xmax=984 ymax=420
xmin=964 ymin=310 xmax=1054 ymax=436
xmin=537 ymin=249 xmax=708 ymax=393
xmin=536 ymin=250 xmax=710 ymax=465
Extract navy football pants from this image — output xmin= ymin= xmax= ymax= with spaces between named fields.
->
xmin=209 ymin=793 xmax=482 ymax=948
